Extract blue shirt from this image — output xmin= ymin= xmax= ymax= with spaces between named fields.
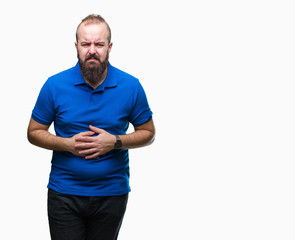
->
xmin=32 ymin=62 xmax=153 ymax=196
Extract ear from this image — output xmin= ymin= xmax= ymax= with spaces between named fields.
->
xmin=75 ymin=42 xmax=78 ymax=50
xmin=108 ymin=42 xmax=113 ymax=53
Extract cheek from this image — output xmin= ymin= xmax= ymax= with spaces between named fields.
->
xmin=99 ymin=49 xmax=109 ymax=59
xmin=77 ymin=49 xmax=87 ymax=60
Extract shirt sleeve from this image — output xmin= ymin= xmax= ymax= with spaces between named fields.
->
xmin=31 ymin=79 xmax=55 ymax=126
xmin=129 ymin=80 xmax=153 ymax=127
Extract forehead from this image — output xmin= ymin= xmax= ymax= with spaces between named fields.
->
xmin=77 ymin=22 xmax=109 ymax=42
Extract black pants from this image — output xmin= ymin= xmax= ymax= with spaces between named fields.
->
xmin=48 ymin=188 xmax=128 ymax=240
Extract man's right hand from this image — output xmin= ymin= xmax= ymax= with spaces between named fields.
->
xmin=66 ymin=131 xmax=95 ymax=157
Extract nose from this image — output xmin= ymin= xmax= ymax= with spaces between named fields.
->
xmin=89 ymin=43 xmax=96 ymax=54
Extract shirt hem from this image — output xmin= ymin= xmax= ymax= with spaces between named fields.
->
xmin=47 ymin=185 xmax=131 ymax=197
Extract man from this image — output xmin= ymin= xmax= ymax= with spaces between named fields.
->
xmin=27 ymin=14 xmax=155 ymax=240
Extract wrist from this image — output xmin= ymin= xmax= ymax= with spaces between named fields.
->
xmin=62 ymin=137 xmax=74 ymax=153
xmin=114 ymin=135 xmax=122 ymax=149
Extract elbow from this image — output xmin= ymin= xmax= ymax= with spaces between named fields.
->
xmin=27 ymin=127 xmax=40 ymax=146
xmin=147 ymin=130 xmax=156 ymax=146
xmin=150 ymin=132 xmax=156 ymax=145
xmin=27 ymin=129 xmax=34 ymax=145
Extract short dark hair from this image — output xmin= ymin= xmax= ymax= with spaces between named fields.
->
xmin=76 ymin=14 xmax=112 ymax=43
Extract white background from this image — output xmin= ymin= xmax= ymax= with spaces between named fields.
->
xmin=1 ymin=0 xmax=295 ymax=239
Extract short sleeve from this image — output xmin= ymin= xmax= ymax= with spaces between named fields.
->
xmin=129 ymin=80 xmax=153 ymax=127
xmin=31 ymin=79 xmax=55 ymax=126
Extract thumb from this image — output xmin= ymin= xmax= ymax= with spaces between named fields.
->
xmin=89 ymin=125 xmax=104 ymax=134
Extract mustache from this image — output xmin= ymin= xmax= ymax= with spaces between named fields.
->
xmin=85 ymin=54 xmax=100 ymax=62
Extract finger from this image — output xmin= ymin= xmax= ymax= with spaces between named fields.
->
xmin=85 ymin=152 xmax=100 ymax=160
xmin=75 ymin=142 xmax=94 ymax=150
xmin=75 ymin=131 xmax=95 ymax=141
xmin=75 ymin=136 xmax=96 ymax=143
xmin=89 ymin=125 xmax=104 ymax=134
xmin=82 ymin=130 xmax=95 ymax=135
xmin=78 ymin=147 xmax=98 ymax=156
xmin=76 ymin=131 xmax=95 ymax=139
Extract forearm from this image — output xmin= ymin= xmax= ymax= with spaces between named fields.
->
xmin=120 ymin=119 xmax=155 ymax=149
xmin=28 ymin=118 xmax=155 ymax=159
xmin=27 ymin=118 xmax=72 ymax=152
xmin=120 ymin=130 xmax=154 ymax=149
xmin=28 ymin=129 xmax=70 ymax=152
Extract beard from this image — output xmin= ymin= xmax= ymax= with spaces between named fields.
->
xmin=78 ymin=52 xmax=109 ymax=86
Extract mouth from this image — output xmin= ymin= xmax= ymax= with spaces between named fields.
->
xmin=86 ymin=55 xmax=100 ymax=62
xmin=87 ymin=58 xmax=98 ymax=62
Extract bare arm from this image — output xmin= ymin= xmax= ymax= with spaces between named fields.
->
xmin=28 ymin=117 xmax=155 ymax=159
xmin=120 ymin=119 xmax=155 ymax=149
xmin=27 ymin=117 xmax=94 ymax=156
xmin=75 ymin=119 xmax=156 ymax=159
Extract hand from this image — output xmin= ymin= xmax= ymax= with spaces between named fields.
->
xmin=74 ymin=125 xmax=116 ymax=159
xmin=66 ymin=130 xmax=95 ymax=157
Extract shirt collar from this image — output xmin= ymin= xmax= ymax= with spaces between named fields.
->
xmin=73 ymin=62 xmax=117 ymax=91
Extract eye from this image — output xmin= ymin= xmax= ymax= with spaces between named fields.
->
xmin=95 ymin=42 xmax=105 ymax=47
xmin=80 ymin=42 xmax=90 ymax=47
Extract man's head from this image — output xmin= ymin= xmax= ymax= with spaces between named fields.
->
xmin=76 ymin=14 xmax=111 ymax=44
xmin=75 ymin=14 xmax=113 ymax=87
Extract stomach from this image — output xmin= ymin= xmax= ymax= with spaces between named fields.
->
xmin=49 ymin=150 xmax=129 ymax=185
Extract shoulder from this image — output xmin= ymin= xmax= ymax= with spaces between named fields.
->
xmin=38 ymin=66 xmax=77 ymax=98
xmin=47 ymin=66 xmax=76 ymax=83
xmin=42 ymin=66 xmax=77 ymax=94
xmin=109 ymin=64 xmax=140 ymax=86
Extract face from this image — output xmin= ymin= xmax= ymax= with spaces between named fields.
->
xmin=75 ymin=22 xmax=113 ymax=85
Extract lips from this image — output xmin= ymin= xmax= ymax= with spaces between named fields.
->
xmin=86 ymin=55 xmax=100 ymax=62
